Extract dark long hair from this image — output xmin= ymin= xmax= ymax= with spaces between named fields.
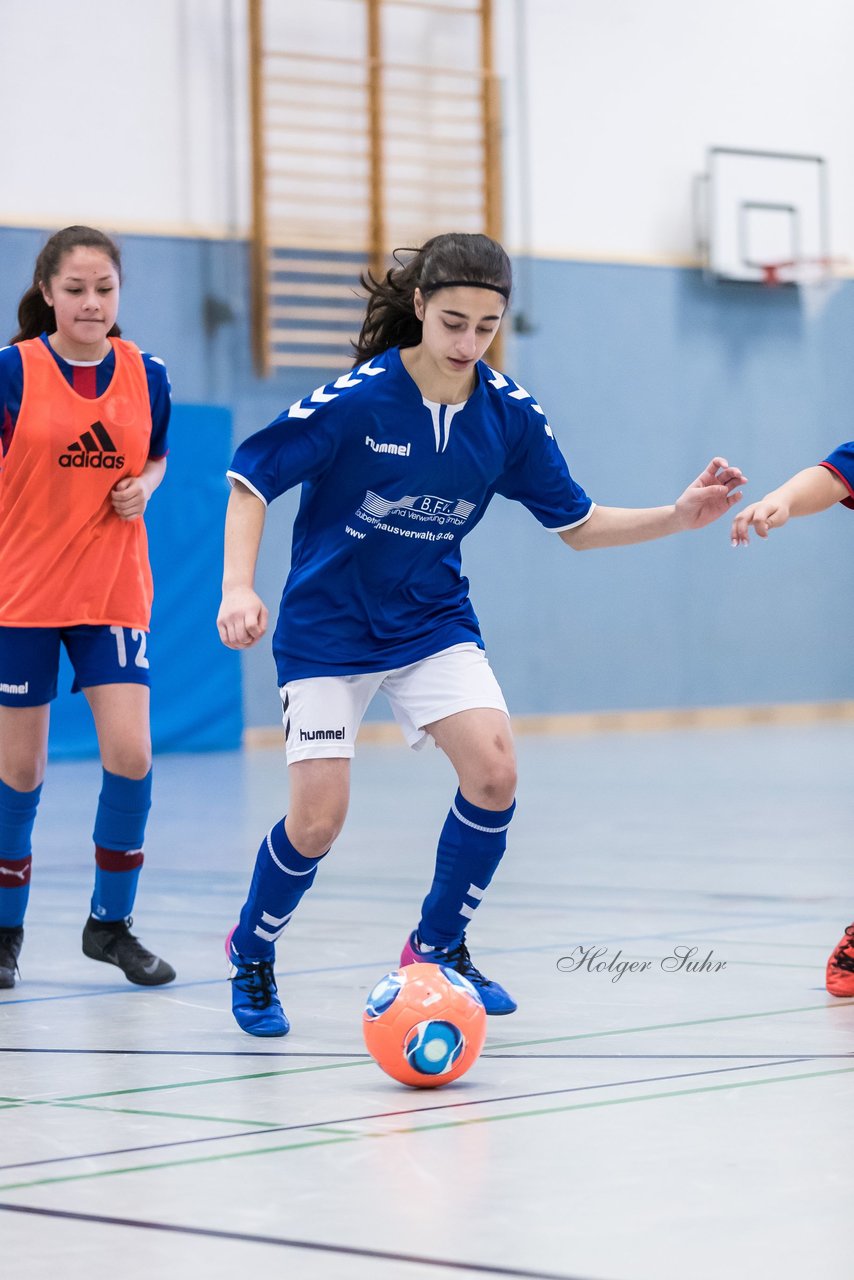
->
xmin=353 ymin=232 xmax=512 ymax=363
xmin=10 ymin=225 xmax=123 ymax=344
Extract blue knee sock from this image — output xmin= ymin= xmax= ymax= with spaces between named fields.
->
xmin=233 ymin=819 xmax=323 ymax=960
xmin=90 ymin=768 xmax=152 ymax=922
xmin=417 ymin=789 xmax=516 ymax=948
xmin=0 ymin=778 xmax=42 ymax=929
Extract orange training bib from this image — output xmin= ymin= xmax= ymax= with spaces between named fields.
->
xmin=0 ymin=337 xmax=154 ymax=628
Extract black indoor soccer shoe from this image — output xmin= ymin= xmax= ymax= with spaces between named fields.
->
xmin=82 ymin=916 xmax=176 ymax=986
xmin=0 ymin=926 xmax=23 ymax=989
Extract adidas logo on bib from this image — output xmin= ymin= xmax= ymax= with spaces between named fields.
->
xmin=59 ymin=420 xmax=125 ymax=469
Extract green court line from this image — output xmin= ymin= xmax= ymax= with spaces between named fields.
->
xmin=493 ymin=999 xmax=853 ymax=1051
xmin=0 ymin=1100 xmax=281 ymax=1126
xmin=0 ymin=1096 xmax=364 ymax=1134
xmin=3 ymin=998 xmax=849 ymax=1119
xmin=0 ymin=1056 xmax=371 ymax=1108
xmin=309 ymin=1126 xmax=361 ymax=1135
xmin=2 ymin=1061 xmax=852 ymax=1194
xmin=0 ymin=1133 xmax=360 ymax=1192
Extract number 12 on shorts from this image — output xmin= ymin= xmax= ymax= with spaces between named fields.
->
xmin=110 ymin=626 xmax=150 ymax=669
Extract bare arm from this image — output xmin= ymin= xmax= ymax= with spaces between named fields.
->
xmin=561 ymin=458 xmax=746 ymax=550
xmin=730 ymin=466 xmax=848 ymax=546
xmin=216 ymin=481 xmax=269 ymax=649
xmin=111 ymin=456 xmax=167 ymax=521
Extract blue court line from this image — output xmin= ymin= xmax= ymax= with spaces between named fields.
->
xmin=0 ymin=956 xmax=403 ymax=1005
xmin=0 ymin=909 xmax=833 ymax=1007
xmin=0 ymin=1203 xmax=589 ymax=1280
xmin=0 ymin=1055 xmax=831 ymax=1174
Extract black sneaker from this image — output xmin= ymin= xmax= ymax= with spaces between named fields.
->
xmin=0 ymin=926 xmax=23 ymax=989
xmin=82 ymin=916 xmax=176 ymax=986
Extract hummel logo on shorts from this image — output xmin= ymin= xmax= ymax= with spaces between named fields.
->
xmin=59 ymin=420 xmax=125 ymax=469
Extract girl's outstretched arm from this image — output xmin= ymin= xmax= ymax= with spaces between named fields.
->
xmin=561 ymin=458 xmax=746 ymax=550
xmin=730 ymin=466 xmax=847 ymax=546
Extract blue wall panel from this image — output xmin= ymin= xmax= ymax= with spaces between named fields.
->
xmin=2 ymin=226 xmax=852 ymax=731
xmin=466 ymin=260 xmax=854 ymax=713
xmin=46 ymin=405 xmax=242 ymax=758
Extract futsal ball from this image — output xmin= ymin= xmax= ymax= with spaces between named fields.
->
xmin=363 ymin=962 xmax=487 ymax=1088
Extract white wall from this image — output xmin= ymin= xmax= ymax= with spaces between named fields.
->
xmin=496 ymin=0 xmax=854 ymax=263
xmin=0 ymin=0 xmax=249 ymax=235
xmin=1 ymin=0 xmax=852 ymax=264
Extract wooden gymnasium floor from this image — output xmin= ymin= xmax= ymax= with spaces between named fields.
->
xmin=2 ymin=721 xmax=854 ymax=1279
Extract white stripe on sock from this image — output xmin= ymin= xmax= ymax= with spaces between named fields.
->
xmin=254 ymin=911 xmax=292 ymax=942
xmin=451 ymin=801 xmax=513 ymax=834
xmin=260 ymin=911 xmax=291 ymax=927
xmin=266 ymin=827 xmax=316 ymax=875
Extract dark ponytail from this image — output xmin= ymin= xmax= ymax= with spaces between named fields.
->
xmin=352 ymin=232 xmax=512 ymax=364
xmin=10 ymin=225 xmax=123 ymax=344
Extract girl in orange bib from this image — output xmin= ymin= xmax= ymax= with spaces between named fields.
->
xmin=0 ymin=225 xmax=175 ymax=989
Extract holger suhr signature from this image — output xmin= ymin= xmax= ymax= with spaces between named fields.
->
xmin=557 ymin=945 xmax=727 ymax=983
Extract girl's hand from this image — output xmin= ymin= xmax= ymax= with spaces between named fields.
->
xmin=674 ymin=457 xmax=746 ymax=531
xmin=111 ymin=475 xmax=151 ymax=521
xmin=730 ymin=497 xmax=791 ymax=546
xmin=217 ymin=587 xmax=269 ymax=649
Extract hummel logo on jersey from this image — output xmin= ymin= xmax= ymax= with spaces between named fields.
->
xmin=59 ymin=420 xmax=125 ymax=469
xmin=365 ymin=434 xmax=411 ymax=457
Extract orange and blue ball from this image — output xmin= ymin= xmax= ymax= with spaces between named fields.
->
xmin=363 ymin=962 xmax=487 ymax=1088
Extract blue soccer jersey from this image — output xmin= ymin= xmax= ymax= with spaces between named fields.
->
xmin=820 ymin=443 xmax=854 ymax=510
xmin=228 ymin=347 xmax=594 ymax=683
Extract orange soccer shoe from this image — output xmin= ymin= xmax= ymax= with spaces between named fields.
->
xmin=825 ymin=923 xmax=854 ymax=998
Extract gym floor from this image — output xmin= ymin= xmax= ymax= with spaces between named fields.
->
xmin=2 ymin=722 xmax=853 ymax=1280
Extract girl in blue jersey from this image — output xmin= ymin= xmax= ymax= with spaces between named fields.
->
xmin=731 ymin=446 xmax=854 ymax=999
xmin=0 ymin=225 xmax=175 ymax=991
xmin=218 ymin=232 xmax=746 ymax=1036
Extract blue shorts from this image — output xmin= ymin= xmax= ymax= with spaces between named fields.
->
xmin=0 ymin=626 xmax=151 ymax=707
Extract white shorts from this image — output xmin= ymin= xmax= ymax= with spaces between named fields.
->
xmin=279 ymin=643 xmax=509 ymax=764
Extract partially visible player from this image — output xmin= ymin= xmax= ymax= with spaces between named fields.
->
xmin=0 ymin=225 xmax=175 ymax=989
xmin=218 ymin=231 xmax=746 ymax=1037
xmin=731 ymin=445 xmax=854 ymax=998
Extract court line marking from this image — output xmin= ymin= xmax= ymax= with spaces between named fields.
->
xmin=0 ymin=1057 xmax=847 ymax=1178
xmin=0 ymin=1057 xmax=370 ymax=1109
xmin=0 ymin=1201 xmax=592 ymax=1280
xmin=1 ymin=997 xmax=849 ymax=1114
xmin=485 ymin=1051 xmax=854 ymax=1059
xmin=3 ymin=1046 xmax=852 ymax=1058
xmin=493 ymin=998 xmax=853 ymax=1051
xmin=0 ymin=1047 xmax=366 ymax=1056
xmin=0 ymin=1062 xmax=852 ymax=1193
xmin=0 ymin=1056 xmax=820 ymax=1155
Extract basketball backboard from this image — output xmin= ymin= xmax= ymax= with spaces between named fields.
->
xmin=695 ymin=147 xmax=829 ymax=285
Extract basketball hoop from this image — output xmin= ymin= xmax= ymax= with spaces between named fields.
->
xmin=756 ymin=256 xmax=843 ymax=287
xmin=758 ymin=261 xmax=790 ymax=286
